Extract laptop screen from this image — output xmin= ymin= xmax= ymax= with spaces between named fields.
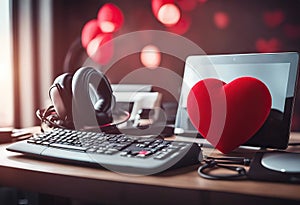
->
xmin=175 ymin=52 xmax=299 ymax=149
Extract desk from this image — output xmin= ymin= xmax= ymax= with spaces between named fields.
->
xmin=0 ymin=131 xmax=300 ymax=204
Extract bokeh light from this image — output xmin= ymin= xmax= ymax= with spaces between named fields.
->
xmin=86 ymin=33 xmax=114 ymax=64
xmin=81 ymin=19 xmax=102 ymax=48
xmin=157 ymin=4 xmax=181 ymax=26
xmin=140 ymin=45 xmax=161 ymax=69
xmin=214 ymin=11 xmax=230 ymax=29
xmin=167 ymin=14 xmax=191 ymax=35
xmin=97 ymin=3 xmax=124 ymax=33
xmin=177 ymin=0 xmax=197 ymax=11
xmin=152 ymin=0 xmax=181 ymax=26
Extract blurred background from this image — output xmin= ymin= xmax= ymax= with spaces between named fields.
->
xmin=0 ymin=0 xmax=299 ymax=129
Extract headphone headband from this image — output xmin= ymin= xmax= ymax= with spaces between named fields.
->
xmin=72 ymin=67 xmax=115 ymax=128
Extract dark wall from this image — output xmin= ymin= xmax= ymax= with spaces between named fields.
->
xmin=52 ymin=0 xmax=300 ymax=74
xmin=51 ymin=0 xmax=300 ymax=129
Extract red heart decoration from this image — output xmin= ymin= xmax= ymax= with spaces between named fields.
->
xmin=255 ymin=38 xmax=281 ymax=53
xmin=187 ymin=77 xmax=272 ymax=153
xmin=263 ymin=10 xmax=285 ymax=28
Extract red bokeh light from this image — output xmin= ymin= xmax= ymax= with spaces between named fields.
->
xmin=97 ymin=3 xmax=124 ymax=33
xmin=152 ymin=0 xmax=181 ymax=26
xmin=263 ymin=10 xmax=285 ymax=28
xmin=86 ymin=33 xmax=114 ymax=65
xmin=214 ymin=12 xmax=230 ymax=29
xmin=167 ymin=14 xmax=191 ymax=35
xmin=255 ymin=37 xmax=281 ymax=53
xmin=81 ymin=19 xmax=102 ymax=48
xmin=176 ymin=0 xmax=197 ymax=11
xmin=152 ymin=0 xmax=174 ymax=15
xmin=140 ymin=45 xmax=161 ymax=69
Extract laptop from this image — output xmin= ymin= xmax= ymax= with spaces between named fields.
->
xmin=175 ymin=52 xmax=299 ymax=150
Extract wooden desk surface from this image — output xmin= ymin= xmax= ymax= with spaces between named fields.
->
xmin=0 ymin=131 xmax=300 ymax=204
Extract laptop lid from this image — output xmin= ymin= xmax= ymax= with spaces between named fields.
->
xmin=175 ymin=52 xmax=299 ymax=149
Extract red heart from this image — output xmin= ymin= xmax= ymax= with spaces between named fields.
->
xmin=263 ymin=10 xmax=285 ymax=28
xmin=187 ymin=77 xmax=272 ymax=153
xmin=255 ymin=38 xmax=281 ymax=53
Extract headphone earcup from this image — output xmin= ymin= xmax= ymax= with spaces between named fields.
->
xmin=49 ymin=73 xmax=73 ymax=124
xmin=49 ymin=67 xmax=115 ymax=130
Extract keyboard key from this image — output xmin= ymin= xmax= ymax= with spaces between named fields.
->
xmin=49 ymin=143 xmax=87 ymax=152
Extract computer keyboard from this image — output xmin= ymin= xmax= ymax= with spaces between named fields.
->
xmin=7 ymin=128 xmax=202 ymax=175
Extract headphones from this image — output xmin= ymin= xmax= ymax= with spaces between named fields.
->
xmin=41 ymin=66 xmax=116 ymax=130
